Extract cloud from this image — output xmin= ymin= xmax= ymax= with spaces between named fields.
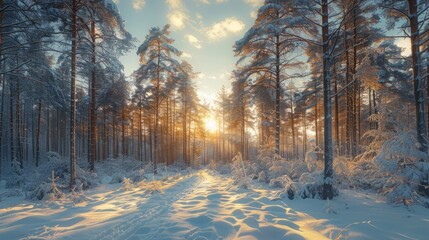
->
xmin=200 ymin=0 xmax=210 ymax=4
xmin=168 ymin=11 xmax=187 ymax=29
xmin=182 ymin=52 xmax=192 ymax=58
xmin=167 ymin=0 xmax=182 ymax=8
xmin=244 ymin=0 xmax=263 ymax=7
xmin=132 ymin=0 xmax=145 ymax=10
xmin=216 ymin=0 xmax=228 ymax=3
xmin=185 ymin=34 xmax=202 ymax=48
xmin=206 ymin=17 xmax=245 ymax=40
xmin=112 ymin=0 xmax=120 ymax=3
xmin=166 ymin=0 xmax=188 ymax=30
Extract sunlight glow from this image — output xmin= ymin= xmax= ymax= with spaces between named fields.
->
xmin=205 ymin=117 xmax=218 ymax=133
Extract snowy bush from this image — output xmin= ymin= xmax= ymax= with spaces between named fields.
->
xmin=3 ymin=189 xmax=22 ymax=198
xmin=71 ymin=188 xmax=91 ymax=205
xmin=144 ymin=161 xmax=155 ymax=174
xmin=258 ymin=171 xmax=266 ymax=182
xmin=5 ymin=160 xmax=25 ymax=188
xmin=375 ymin=131 xmax=428 ymax=205
xmin=75 ymin=167 xmax=98 ymax=191
xmin=269 ymin=175 xmax=293 ymax=188
xmin=122 ymin=178 xmax=134 ymax=191
xmin=208 ymin=160 xmax=231 ymax=174
xmin=268 ymin=159 xmax=290 ymax=180
xmin=29 ymin=171 xmax=64 ymax=201
xmin=129 ymin=168 xmax=146 ymax=183
xmin=231 ymin=153 xmax=252 ymax=189
xmin=351 ymin=100 xmax=429 ymax=206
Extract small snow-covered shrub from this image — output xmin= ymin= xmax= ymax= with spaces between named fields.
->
xmin=231 ymin=153 xmax=252 ymax=189
xmin=268 ymin=159 xmax=289 ymax=180
xmin=3 ymin=189 xmax=22 ymax=198
xmin=75 ymin=167 xmax=98 ymax=191
xmin=208 ymin=160 xmax=231 ymax=174
xmin=269 ymin=175 xmax=293 ymax=188
xmin=129 ymin=168 xmax=146 ymax=183
xmin=5 ymin=160 xmax=24 ymax=188
xmin=71 ymin=189 xmax=91 ymax=205
xmin=258 ymin=171 xmax=266 ymax=182
xmin=122 ymin=178 xmax=134 ymax=191
xmin=30 ymin=171 xmax=64 ymax=201
xmin=144 ymin=161 xmax=155 ymax=174
xmin=274 ymin=170 xmax=338 ymax=200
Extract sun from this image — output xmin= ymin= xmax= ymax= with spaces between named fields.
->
xmin=205 ymin=117 xmax=218 ymax=133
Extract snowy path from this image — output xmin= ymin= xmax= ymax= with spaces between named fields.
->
xmin=0 ymin=172 xmax=203 ymax=240
xmin=1 ymin=170 xmax=428 ymax=239
xmin=125 ymin=170 xmax=328 ymax=240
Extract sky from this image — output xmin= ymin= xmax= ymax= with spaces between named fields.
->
xmin=113 ymin=0 xmax=264 ymax=104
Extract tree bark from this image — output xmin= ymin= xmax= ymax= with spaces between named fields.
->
xmin=275 ymin=33 xmax=281 ymax=155
xmin=322 ymin=0 xmax=334 ymax=200
xmin=89 ymin=17 xmax=96 ymax=171
xmin=36 ymin=99 xmax=42 ymax=167
xmin=408 ymin=0 xmax=429 ymax=194
xmin=334 ymin=65 xmax=339 ymax=155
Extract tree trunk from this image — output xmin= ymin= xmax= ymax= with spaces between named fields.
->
xmin=9 ymin=82 xmax=14 ymax=168
xmin=121 ymin=106 xmax=125 ymax=160
xmin=182 ymin=92 xmax=187 ymax=165
xmin=334 ymin=65 xmax=339 ymax=155
xmin=291 ymin=105 xmax=296 ymax=158
xmin=0 ymin=78 xmax=3 ymax=173
xmin=408 ymin=0 xmax=429 ymax=194
xmin=314 ymin=82 xmax=319 ymax=147
xmin=16 ymin=66 xmax=22 ymax=169
xmin=89 ymin=17 xmax=96 ymax=171
xmin=322 ymin=0 xmax=334 ymax=200
xmin=409 ymin=0 xmax=428 ymax=155
xmin=36 ymin=99 xmax=42 ymax=167
xmin=69 ymin=0 xmax=78 ymax=189
xmin=275 ymin=33 xmax=281 ymax=155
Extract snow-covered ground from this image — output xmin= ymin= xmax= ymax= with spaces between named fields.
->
xmin=0 ymin=170 xmax=428 ymax=240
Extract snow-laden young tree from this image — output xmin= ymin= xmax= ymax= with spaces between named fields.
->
xmin=134 ymin=25 xmax=182 ymax=174
xmin=234 ymin=0 xmax=303 ymax=156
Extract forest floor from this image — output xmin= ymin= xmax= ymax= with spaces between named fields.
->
xmin=0 ymin=169 xmax=428 ymax=240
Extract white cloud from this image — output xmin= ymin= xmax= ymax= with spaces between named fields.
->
xmin=244 ymin=0 xmax=263 ymax=7
xmin=216 ymin=0 xmax=228 ymax=3
xmin=196 ymin=13 xmax=203 ymax=20
xmin=167 ymin=0 xmax=182 ymax=8
xmin=200 ymin=0 xmax=210 ymax=4
xmin=182 ymin=52 xmax=192 ymax=58
xmin=206 ymin=17 xmax=245 ymax=40
xmin=112 ymin=0 xmax=120 ymax=3
xmin=132 ymin=0 xmax=145 ymax=10
xmin=166 ymin=0 xmax=189 ymax=30
xmin=185 ymin=34 xmax=202 ymax=48
xmin=168 ymin=11 xmax=187 ymax=29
